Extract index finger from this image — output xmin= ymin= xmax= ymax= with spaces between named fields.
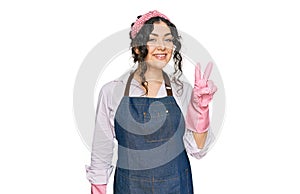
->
xmin=203 ymin=62 xmax=213 ymax=81
xmin=194 ymin=63 xmax=202 ymax=84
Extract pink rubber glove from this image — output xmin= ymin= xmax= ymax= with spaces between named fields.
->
xmin=185 ymin=62 xmax=217 ymax=133
xmin=91 ymin=184 xmax=107 ymax=194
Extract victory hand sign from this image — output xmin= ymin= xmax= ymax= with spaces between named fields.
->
xmin=185 ymin=62 xmax=217 ymax=134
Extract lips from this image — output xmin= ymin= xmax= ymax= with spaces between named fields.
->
xmin=153 ymin=53 xmax=167 ymax=60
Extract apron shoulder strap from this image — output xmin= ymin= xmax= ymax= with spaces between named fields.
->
xmin=163 ymin=71 xmax=173 ymax=96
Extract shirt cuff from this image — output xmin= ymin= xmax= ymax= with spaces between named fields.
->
xmin=85 ymin=165 xmax=114 ymax=184
xmin=183 ymin=128 xmax=214 ymax=159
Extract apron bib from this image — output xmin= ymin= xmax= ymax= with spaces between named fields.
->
xmin=113 ymin=71 xmax=194 ymax=194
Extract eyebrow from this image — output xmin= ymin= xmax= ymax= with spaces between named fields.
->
xmin=150 ymin=33 xmax=172 ymax=37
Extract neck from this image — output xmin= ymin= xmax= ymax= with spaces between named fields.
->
xmin=135 ymin=66 xmax=164 ymax=82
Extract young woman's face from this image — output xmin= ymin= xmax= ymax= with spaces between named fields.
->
xmin=144 ymin=21 xmax=174 ymax=70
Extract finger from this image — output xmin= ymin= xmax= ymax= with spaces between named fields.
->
xmin=207 ymin=80 xmax=214 ymax=92
xmin=207 ymin=80 xmax=217 ymax=94
xmin=194 ymin=63 xmax=202 ymax=85
xmin=195 ymin=86 xmax=210 ymax=96
xmin=203 ymin=62 xmax=213 ymax=81
xmin=211 ymin=85 xmax=218 ymax=94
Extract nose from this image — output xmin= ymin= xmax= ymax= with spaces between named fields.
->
xmin=156 ymin=39 xmax=166 ymax=50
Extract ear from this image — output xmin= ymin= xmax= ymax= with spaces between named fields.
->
xmin=134 ymin=47 xmax=140 ymax=55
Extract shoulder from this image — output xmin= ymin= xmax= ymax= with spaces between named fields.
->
xmin=163 ymin=66 xmax=193 ymax=95
xmin=99 ymin=69 xmax=133 ymax=94
xmin=96 ymin=69 xmax=136 ymax=108
xmin=169 ymin=77 xmax=193 ymax=98
xmin=181 ymin=79 xmax=193 ymax=92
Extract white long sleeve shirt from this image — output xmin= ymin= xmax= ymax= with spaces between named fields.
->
xmin=85 ymin=68 xmax=215 ymax=184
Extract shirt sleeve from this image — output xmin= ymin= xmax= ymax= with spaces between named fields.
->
xmin=183 ymin=127 xmax=215 ymax=159
xmin=180 ymin=81 xmax=216 ymax=159
xmin=85 ymin=82 xmax=115 ymax=184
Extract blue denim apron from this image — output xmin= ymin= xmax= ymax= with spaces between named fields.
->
xmin=113 ymin=71 xmax=194 ymax=194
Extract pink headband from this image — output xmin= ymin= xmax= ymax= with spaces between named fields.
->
xmin=131 ymin=10 xmax=170 ymax=39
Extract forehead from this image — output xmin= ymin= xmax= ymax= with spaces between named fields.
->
xmin=150 ymin=21 xmax=171 ymax=35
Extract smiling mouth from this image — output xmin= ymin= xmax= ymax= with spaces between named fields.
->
xmin=153 ymin=53 xmax=167 ymax=60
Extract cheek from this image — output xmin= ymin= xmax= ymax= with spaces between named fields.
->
xmin=147 ymin=46 xmax=156 ymax=54
xmin=168 ymin=48 xmax=174 ymax=58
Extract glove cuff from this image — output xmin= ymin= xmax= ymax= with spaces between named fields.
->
xmin=186 ymin=106 xmax=210 ymax=133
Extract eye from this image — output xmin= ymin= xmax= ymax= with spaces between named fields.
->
xmin=164 ymin=36 xmax=174 ymax=42
xmin=148 ymin=38 xmax=156 ymax=42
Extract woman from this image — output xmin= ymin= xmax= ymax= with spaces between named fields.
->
xmin=86 ymin=10 xmax=217 ymax=194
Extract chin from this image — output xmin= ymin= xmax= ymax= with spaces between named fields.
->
xmin=150 ymin=62 xmax=169 ymax=70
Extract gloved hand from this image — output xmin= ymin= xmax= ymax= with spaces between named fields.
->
xmin=185 ymin=62 xmax=217 ymax=133
xmin=91 ymin=184 xmax=107 ymax=194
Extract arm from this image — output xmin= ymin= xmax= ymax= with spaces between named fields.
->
xmin=192 ymin=131 xmax=208 ymax=149
xmin=85 ymin=83 xmax=115 ymax=193
xmin=183 ymin=63 xmax=217 ymax=158
xmin=183 ymin=127 xmax=215 ymax=159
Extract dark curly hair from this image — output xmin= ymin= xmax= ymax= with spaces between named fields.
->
xmin=130 ymin=16 xmax=183 ymax=96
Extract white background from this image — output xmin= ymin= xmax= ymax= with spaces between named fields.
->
xmin=1 ymin=0 xmax=299 ymax=193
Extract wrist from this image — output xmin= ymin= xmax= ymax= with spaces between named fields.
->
xmin=195 ymin=108 xmax=209 ymax=133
